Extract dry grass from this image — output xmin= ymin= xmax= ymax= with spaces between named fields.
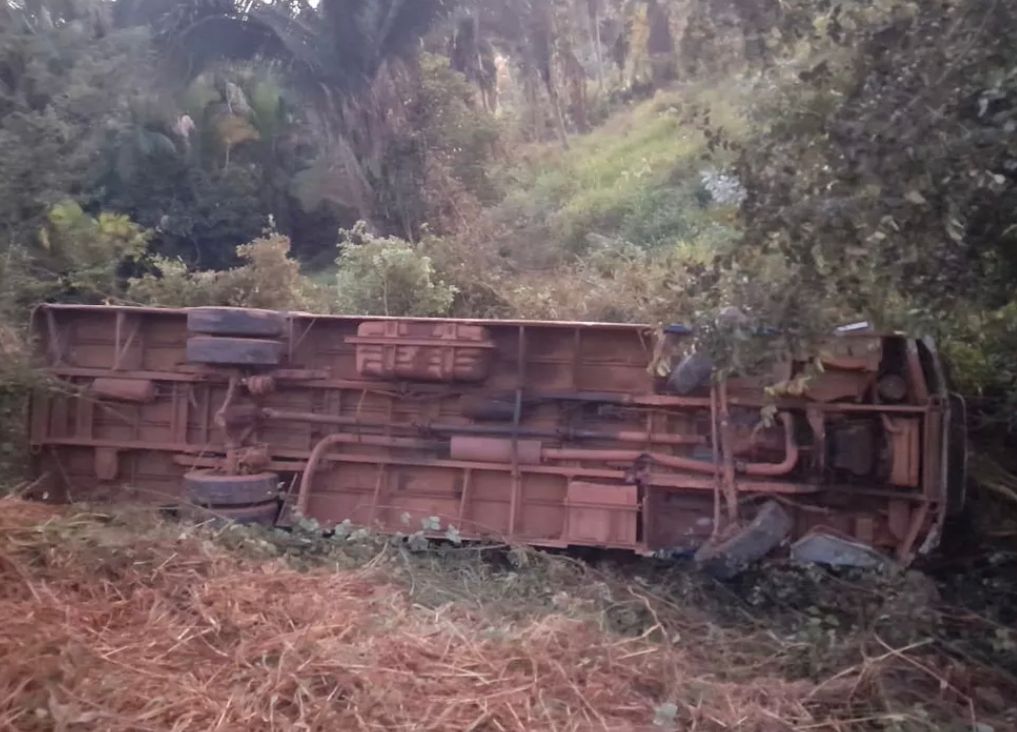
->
xmin=0 ymin=497 xmax=1013 ymax=731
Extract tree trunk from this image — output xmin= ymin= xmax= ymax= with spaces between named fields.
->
xmin=522 ymin=65 xmax=542 ymax=141
xmin=548 ymin=83 xmax=570 ymax=150
xmin=564 ymin=51 xmax=588 ymax=133
xmin=587 ymin=0 xmax=605 ymax=94
xmin=529 ymin=3 xmax=569 ymax=150
xmin=646 ymin=0 xmax=676 ymax=85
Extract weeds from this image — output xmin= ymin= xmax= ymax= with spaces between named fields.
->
xmin=0 ymin=497 xmax=1014 ymax=730
xmin=496 ymin=85 xmax=747 ymax=257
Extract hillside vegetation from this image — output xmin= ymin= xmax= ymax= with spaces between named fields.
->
xmin=2 ymin=497 xmax=1015 ymax=731
xmin=1 ymin=0 xmax=1015 ymax=494
xmin=2 ymin=0 xmax=1015 ymax=536
xmin=3 ymin=3 xmax=1017 ymax=730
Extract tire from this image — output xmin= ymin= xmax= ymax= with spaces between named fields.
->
xmin=181 ymin=500 xmax=280 ymax=527
xmin=186 ymin=335 xmax=283 ymax=366
xmin=694 ymin=501 xmax=792 ymax=579
xmin=211 ymin=502 xmax=280 ymax=526
xmin=185 ymin=470 xmax=280 ymax=506
xmin=187 ymin=307 xmax=287 ymax=338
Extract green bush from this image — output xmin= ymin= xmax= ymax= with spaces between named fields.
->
xmin=496 ymin=236 xmax=715 ymax=324
xmin=940 ymin=302 xmax=1017 ymax=431
xmin=127 ymin=232 xmax=329 ymax=311
xmin=616 ymin=183 xmax=710 ymax=248
xmin=0 ymin=17 xmax=152 ymax=255
xmin=492 ymin=86 xmax=748 ymax=254
xmin=416 ymin=52 xmax=503 ymax=204
xmin=335 ymin=224 xmax=457 ymax=316
xmin=32 ymin=201 xmax=150 ymax=302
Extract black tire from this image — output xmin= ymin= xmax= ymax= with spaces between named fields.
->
xmin=212 ymin=502 xmax=280 ymax=526
xmin=187 ymin=307 xmax=287 ymax=338
xmin=185 ymin=470 xmax=280 ymax=506
xmin=695 ymin=501 xmax=792 ymax=579
xmin=186 ymin=335 xmax=283 ymax=366
xmin=181 ymin=500 xmax=280 ymax=527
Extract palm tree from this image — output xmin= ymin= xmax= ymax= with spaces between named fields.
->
xmin=114 ymin=0 xmax=450 ymax=96
xmin=113 ymin=0 xmax=453 ymax=225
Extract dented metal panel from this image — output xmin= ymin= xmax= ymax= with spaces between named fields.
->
xmin=25 ymin=304 xmax=960 ymax=564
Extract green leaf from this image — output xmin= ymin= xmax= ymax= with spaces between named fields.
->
xmin=653 ymin=702 xmax=678 ymax=729
xmin=332 ymin=519 xmax=353 ymax=540
xmin=407 ymin=532 xmax=430 ymax=552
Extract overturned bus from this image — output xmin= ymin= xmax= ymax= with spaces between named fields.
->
xmin=26 ymin=304 xmax=967 ymax=567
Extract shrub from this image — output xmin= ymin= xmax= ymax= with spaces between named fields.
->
xmin=419 ymin=230 xmax=510 ymax=319
xmin=940 ymin=302 xmax=1017 ymax=433
xmin=218 ymin=234 xmax=329 ymax=311
xmin=335 ymin=224 xmax=457 ymax=316
xmin=497 ymin=236 xmax=713 ymax=324
xmin=416 ymin=52 xmax=503 ymax=204
xmin=490 ymin=86 xmax=748 ymax=255
xmin=125 ymin=257 xmax=220 ymax=308
xmin=127 ymin=232 xmax=329 ymax=311
xmin=33 ymin=201 xmax=150 ymax=302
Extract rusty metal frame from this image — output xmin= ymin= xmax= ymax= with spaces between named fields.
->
xmin=26 ymin=304 xmax=953 ymax=560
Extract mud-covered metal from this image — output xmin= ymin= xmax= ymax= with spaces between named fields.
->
xmin=26 ymin=304 xmax=961 ymax=562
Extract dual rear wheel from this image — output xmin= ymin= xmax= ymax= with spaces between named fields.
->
xmin=184 ymin=470 xmax=280 ymax=526
xmin=182 ymin=308 xmax=287 ymax=524
xmin=185 ymin=307 xmax=288 ymax=367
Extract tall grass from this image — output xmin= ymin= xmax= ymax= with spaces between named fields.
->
xmin=494 ymin=84 xmax=751 ymax=257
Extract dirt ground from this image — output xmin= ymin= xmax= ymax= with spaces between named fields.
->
xmin=0 ymin=497 xmax=1014 ymax=731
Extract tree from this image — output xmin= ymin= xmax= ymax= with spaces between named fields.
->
xmin=449 ymin=12 xmax=498 ymax=111
xmin=737 ymin=0 xmax=1017 ymax=327
xmin=36 ymin=201 xmax=150 ymax=301
xmin=0 ymin=0 xmax=153 ymax=253
xmin=93 ymin=64 xmax=319 ymax=269
xmin=118 ymin=0 xmax=453 ymax=233
xmin=127 ymin=230 xmax=329 ymax=310
xmin=644 ymin=0 xmax=674 ymax=84
xmin=335 ymin=223 xmax=457 ymax=316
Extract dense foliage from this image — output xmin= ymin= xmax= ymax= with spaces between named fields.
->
xmin=334 ymin=223 xmax=458 ymax=316
xmin=2 ymin=8 xmax=1016 ymax=728
xmin=737 ymin=1 xmax=1017 ymax=326
xmin=730 ymin=0 xmax=1017 ymax=432
xmin=126 ymin=231 xmax=329 ymax=311
xmin=1 ymin=0 xmax=1016 ymax=439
